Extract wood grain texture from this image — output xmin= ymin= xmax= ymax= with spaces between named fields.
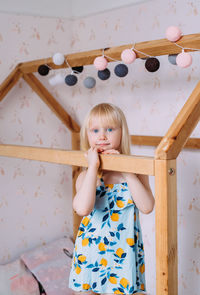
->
xmin=0 ymin=144 xmax=155 ymax=175
xmin=155 ymin=80 xmax=200 ymax=159
xmin=71 ymin=132 xmax=82 ymax=241
xmin=131 ymin=135 xmax=200 ymax=149
xmin=0 ymin=66 xmax=22 ymax=102
xmin=155 ymin=159 xmax=178 ymax=295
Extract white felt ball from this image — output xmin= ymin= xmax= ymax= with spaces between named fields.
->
xmin=165 ymin=26 xmax=182 ymax=42
xmin=49 ymin=73 xmax=65 ymax=85
xmin=176 ymin=52 xmax=192 ymax=68
xmin=121 ymin=49 xmax=136 ymax=64
xmin=52 ymin=53 xmax=65 ymax=65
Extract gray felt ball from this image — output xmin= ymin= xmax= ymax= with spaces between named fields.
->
xmin=168 ymin=54 xmax=178 ymax=65
xmin=83 ymin=77 xmax=96 ymax=89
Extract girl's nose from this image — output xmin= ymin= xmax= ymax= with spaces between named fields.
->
xmin=99 ymin=130 xmax=106 ymax=139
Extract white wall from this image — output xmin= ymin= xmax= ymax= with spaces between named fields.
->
xmin=0 ymin=1 xmax=200 ymax=294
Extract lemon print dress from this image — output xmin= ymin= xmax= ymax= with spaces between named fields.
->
xmin=69 ymin=178 xmax=146 ymax=294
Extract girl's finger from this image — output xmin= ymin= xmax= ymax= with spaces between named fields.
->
xmin=102 ymin=149 xmax=119 ymax=154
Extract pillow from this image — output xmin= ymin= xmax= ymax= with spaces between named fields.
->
xmin=21 ymin=236 xmax=74 ymax=295
xmin=0 ymin=258 xmax=40 ymax=295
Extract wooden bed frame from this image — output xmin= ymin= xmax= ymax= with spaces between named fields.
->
xmin=0 ymin=33 xmax=200 ymax=295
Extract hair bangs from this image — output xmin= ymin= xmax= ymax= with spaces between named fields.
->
xmin=87 ymin=104 xmax=121 ymax=129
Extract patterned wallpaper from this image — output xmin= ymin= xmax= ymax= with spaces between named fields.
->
xmin=0 ymin=0 xmax=200 ymax=294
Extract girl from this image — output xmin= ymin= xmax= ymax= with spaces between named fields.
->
xmin=69 ymin=103 xmax=154 ymax=295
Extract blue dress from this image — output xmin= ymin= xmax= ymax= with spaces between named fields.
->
xmin=69 ymin=178 xmax=146 ymax=294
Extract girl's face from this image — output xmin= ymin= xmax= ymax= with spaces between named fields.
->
xmin=87 ymin=116 xmax=122 ymax=152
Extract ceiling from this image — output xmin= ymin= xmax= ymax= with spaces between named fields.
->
xmin=0 ymin=0 xmax=149 ymax=19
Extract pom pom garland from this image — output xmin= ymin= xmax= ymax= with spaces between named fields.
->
xmin=98 ymin=68 xmax=111 ymax=80
xmin=145 ymin=57 xmax=160 ymax=72
xmin=49 ymin=73 xmax=65 ymax=86
xmin=72 ymin=66 xmax=84 ymax=73
xmin=168 ymin=54 xmax=178 ymax=65
xmin=47 ymin=28 xmax=198 ymax=88
xmin=65 ymin=74 xmax=78 ymax=86
xmin=121 ymin=49 xmax=136 ymax=64
xmin=166 ymin=26 xmax=182 ymax=42
xmin=83 ymin=77 xmax=96 ymax=88
xmin=52 ymin=53 xmax=65 ymax=65
xmin=176 ymin=51 xmax=192 ymax=68
xmin=94 ymin=56 xmax=108 ymax=70
xmin=114 ymin=64 xmax=128 ymax=77
xmin=38 ymin=65 xmax=50 ymax=76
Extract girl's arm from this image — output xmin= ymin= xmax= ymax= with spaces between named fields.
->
xmin=123 ymin=172 xmax=155 ymax=214
xmin=72 ymin=147 xmax=99 ymax=216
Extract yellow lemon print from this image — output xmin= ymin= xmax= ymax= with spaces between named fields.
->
xmin=78 ymin=230 xmax=83 ymax=237
xmin=111 ymin=213 xmax=119 ymax=221
xmin=78 ymin=255 xmax=86 ymax=263
xmin=109 ymin=276 xmax=117 ymax=284
xmin=120 ymin=278 xmax=130 ymax=288
xmin=126 ymin=238 xmax=135 ymax=246
xmin=82 ymin=238 xmax=89 ymax=247
xmin=100 ymin=258 xmax=107 ymax=267
xmin=116 ymin=200 xmax=125 ymax=208
xmin=127 ymin=198 xmax=133 ymax=204
xmin=98 ymin=242 xmax=106 ymax=252
xmin=140 ymin=264 xmax=145 ymax=274
xmin=114 ymin=290 xmax=124 ymax=294
xmin=75 ymin=265 xmax=81 ymax=274
xmin=116 ymin=248 xmax=124 ymax=258
xmin=140 ymin=283 xmax=145 ymax=290
xmin=82 ymin=217 xmax=90 ymax=226
xmin=82 ymin=284 xmax=90 ymax=290
xmin=106 ymin=184 xmax=114 ymax=189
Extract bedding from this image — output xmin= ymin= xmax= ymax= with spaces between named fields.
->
xmin=0 ymin=258 xmax=40 ymax=295
xmin=21 ymin=236 xmax=74 ymax=295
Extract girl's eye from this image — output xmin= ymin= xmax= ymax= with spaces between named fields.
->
xmin=107 ymin=128 xmax=113 ymax=132
xmin=93 ymin=129 xmax=99 ymax=133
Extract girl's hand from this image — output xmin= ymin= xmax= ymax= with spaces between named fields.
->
xmin=101 ymin=149 xmax=120 ymax=154
xmin=84 ymin=147 xmax=100 ymax=169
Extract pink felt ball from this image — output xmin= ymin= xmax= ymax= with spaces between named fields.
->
xmin=121 ymin=49 xmax=136 ymax=64
xmin=165 ymin=26 xmax=182 ymax=42
xmin=93 ymin=56 xmax=108 ymax=70
xmin=176 ymin=52 xmax=192 ymax=68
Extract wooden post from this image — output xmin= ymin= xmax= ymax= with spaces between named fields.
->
xmin=71 ymin=132 xmax=82 ymax=242
xmin=155 ymin=159 xmax=178 ymax=295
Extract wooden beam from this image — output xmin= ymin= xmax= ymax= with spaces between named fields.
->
xmin=19 ymin=33 xmax=200 ymax=73
xmin=71 ymin=132 xmax=82 ymax=242
xmin=0 ymin=66 xmax=23 ymax=102
xmin=131 ymin=135 xmax=200 ymax=149
xmin=155 ymin=159 xmax=178 ymax=295
xmin=0 ymin=144 xmax=155 ymax=175
xmin=23 ymin=73 xmax=80 ymax=132
xmin=156 ymin=80 xmax=200 ymax=159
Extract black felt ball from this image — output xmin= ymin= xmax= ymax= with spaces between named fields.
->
xmin=145 ymin=57 xmax=160 ymax=72
xmin=65 ymin=74 xmax=78 ymax=86
xmin=114 ymin=64 xmax=128 ymax=77
xmin=72 ymin=66 xmax=84 ymax=73
xmin=97 ymin=68 xmax=111 ymax=80
xmin=38 ymin=65 xmax=50 ymax=76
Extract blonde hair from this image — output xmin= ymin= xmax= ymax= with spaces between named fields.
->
xmin=80 ymin=103 xmax=130 ymax=155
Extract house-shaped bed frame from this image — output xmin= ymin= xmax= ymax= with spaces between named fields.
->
xmin=0 ymin=33 xmax=200 ymax=295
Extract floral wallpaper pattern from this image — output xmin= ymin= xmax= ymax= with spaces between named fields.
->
xmin=0 ymin=0 xmax=200 ymax=294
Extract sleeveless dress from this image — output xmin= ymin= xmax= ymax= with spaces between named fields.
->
xmin=69 ymin=178 xmax=146 ymax=294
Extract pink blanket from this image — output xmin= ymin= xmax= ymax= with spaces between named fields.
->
xmin=21 ymin=237 xmax=74 ymax=295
